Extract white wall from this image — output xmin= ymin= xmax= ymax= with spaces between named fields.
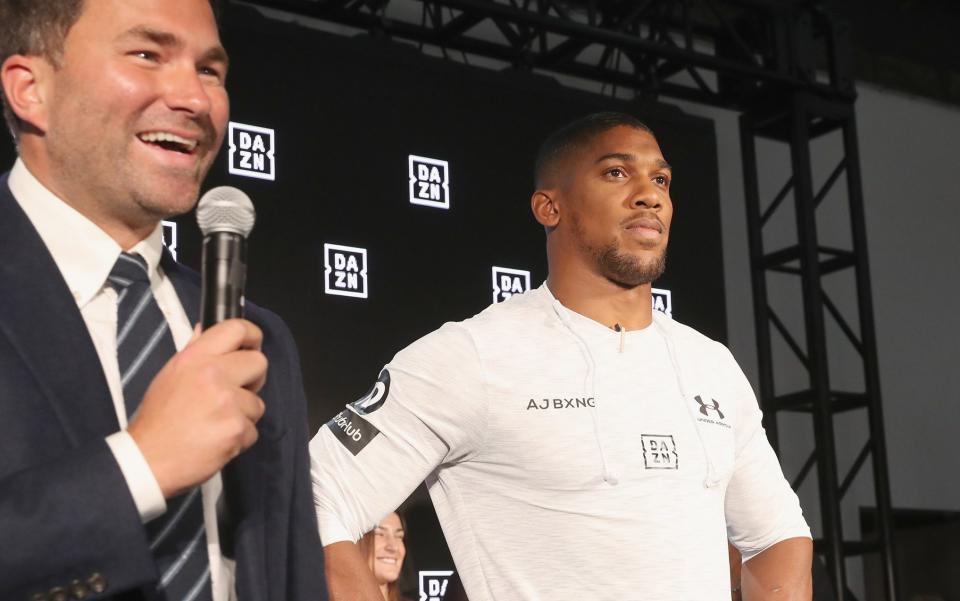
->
xmin=670 ymin=83 xmax=960 ymax=596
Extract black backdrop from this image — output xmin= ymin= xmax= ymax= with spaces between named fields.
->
xmin=0 ymin=5 xmax=727 ymax=597
xmin=205 ymin=6 xmax=728 ymax=429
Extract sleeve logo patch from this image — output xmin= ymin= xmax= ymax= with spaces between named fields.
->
xmin=326 ymin=409 xmax=381 ymax=455
xmin=350 ymin=370 xmax=391 ymax=415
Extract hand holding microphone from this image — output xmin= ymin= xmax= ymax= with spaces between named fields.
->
xmin=128 ymin=187 xmax=266 ymax=500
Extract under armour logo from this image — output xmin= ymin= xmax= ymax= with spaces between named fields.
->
xmin=695 ymin=395 xmax=724 ymax=419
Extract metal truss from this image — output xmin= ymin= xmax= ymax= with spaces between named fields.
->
xmin=740 ymin=91 xmax=897 ymax=600
xmin=236 ymin=0 xmax=896 ymax=597
xmin=240 ymin=0 xmax=854 ymax=109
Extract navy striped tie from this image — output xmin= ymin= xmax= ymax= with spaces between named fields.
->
xmin=108 ymin=252 xmax=213 ymax=601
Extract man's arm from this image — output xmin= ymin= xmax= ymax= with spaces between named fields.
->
xmin=0 ymin=320 xmax=268 ymax=598
xmin=741 ymin=537 xmax=812 ymax=600
xmin=0 ymin=441 xmax=158 ymax=599
xmin=324 ymin=542 xmax=386 ymax=601
xmin=720 ymin=348 xmax=812 ymax=600
xmin=261 ymin=310 xmax=327 ymax=599
xmin=730 ymin=543 xmax=743 ymax=601
xmin=310 ymin=323 xmax=488 ymax=599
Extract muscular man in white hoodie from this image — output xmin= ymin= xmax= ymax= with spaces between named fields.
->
xmin=311 ymin=112 xmax=813 ymax=601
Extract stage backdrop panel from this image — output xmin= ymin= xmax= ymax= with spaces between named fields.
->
xmin=0 ymin=6 xmax=725 ymax=598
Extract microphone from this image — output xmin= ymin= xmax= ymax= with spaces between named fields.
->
xmin=197 ymin=186 xmax=256 ymax=329
xmin=196 ymin=185 xmax=256 ymax=561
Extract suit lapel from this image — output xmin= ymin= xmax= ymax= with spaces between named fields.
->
xmin=161 ymin=250 xmax=201 ymax=326
xmin=0 ymin=174 xmax=118 ymax=442
xmin=162 ymin=250 xmax=269 ymax=601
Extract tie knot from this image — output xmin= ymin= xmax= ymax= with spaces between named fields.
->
xmin=108 ymin=252 xmax=150 ymax=290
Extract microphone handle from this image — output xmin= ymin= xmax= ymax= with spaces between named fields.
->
xmin=199 ymin=231 xmax=248 ymax=560
xmin=200 ymin=232 xmax=247 ymax=329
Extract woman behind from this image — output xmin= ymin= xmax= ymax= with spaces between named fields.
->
xmin=357 ymin=512 xmax=408 ymax=601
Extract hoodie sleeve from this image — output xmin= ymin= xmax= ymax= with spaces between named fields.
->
xmin=309 ymin=322 xmax=488 ymax=545
xmin=722 ymin=350 xmax=812 ymax=561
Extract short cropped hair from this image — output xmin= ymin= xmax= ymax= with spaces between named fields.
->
xmin=0 ymin=0 xmax=84 ymax=139
xmin=0 ymin=0 xmax=220 ymax=141
xmin=534 ymin=112 xmax=653 ymax=188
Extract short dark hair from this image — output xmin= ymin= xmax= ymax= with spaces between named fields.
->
xmin=0 ymin=0 xmax=85 ymax=139
xmin=534 ymin=111 xmax=654 ymax=188
xmin=0 ymin=0 xmax=221 ymax=142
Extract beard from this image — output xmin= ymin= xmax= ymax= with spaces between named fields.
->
xmin=572 ymin=214 xmax=667 ymax=288
xmin=593 ymin=241 xmax=667 ymax=288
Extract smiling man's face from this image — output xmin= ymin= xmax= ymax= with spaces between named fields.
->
xmin=34 ymin=0 xmax=229 ymax=229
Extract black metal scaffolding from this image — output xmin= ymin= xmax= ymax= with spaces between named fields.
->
xmin=739 ymin=91 xmax=897 ymax=600
xmin=238 ymin=0 xmax=898 ymax=597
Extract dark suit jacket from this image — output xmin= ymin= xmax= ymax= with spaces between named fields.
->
xmin=0 ymin=173 xmax=326 ymax=600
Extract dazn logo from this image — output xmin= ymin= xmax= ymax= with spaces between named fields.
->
xmin=229 ymin=121 xmax=275 ymax=180
xmin=491 ymin=266 xmax=530 ymax=304
xmin=408 ymin=155 xmax=450 ymax=209
xmin=324 ymin=243 xmax=368 ymax=299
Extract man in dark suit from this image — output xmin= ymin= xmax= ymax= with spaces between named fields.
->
xmin=0 ymin=0 xmax=325 ymax=599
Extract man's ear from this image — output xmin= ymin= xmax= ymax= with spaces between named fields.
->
xmin=1 ymin=54 xmax=52 ymax=134
xmin=531 ymin=189 xmax=561 ymax=228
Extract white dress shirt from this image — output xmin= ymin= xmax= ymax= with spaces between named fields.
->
xmin=8 ymin=158 xmax=235 ymax=601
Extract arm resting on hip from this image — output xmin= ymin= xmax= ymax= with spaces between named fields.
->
xmin=741 ymin=536 xmax=813 ymax=601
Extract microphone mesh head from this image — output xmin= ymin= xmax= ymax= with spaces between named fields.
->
xmin=196 ymin=186 xmax=256 ymax=237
